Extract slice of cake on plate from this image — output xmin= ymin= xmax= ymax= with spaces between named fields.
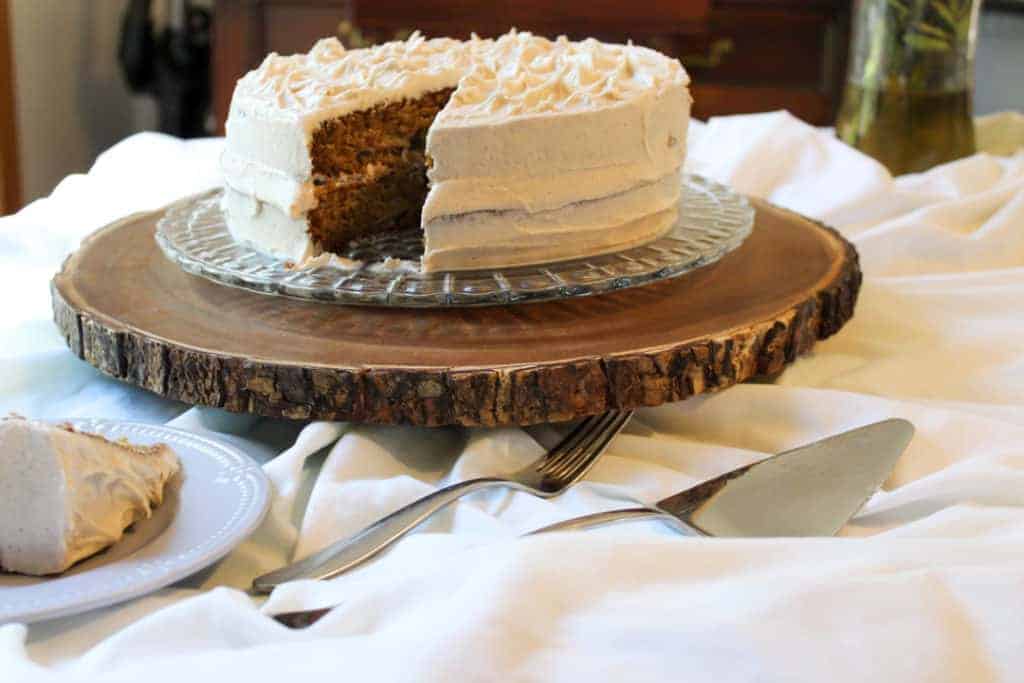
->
xmin=220 ymin=30 xmax=691 ymax=272
xmin=0 ymin=417 xmax=180 ymax=576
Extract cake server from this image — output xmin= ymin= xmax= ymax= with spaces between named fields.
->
xmin=529 ymin=418 xmax=914 ymax=536
xmin=267 ymin=418 xmax=914 ymax=629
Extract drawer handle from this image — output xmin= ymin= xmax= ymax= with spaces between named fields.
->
xmin=680 ymin=38 xmax=734 ymax=69
xmin=337 ymin=21 xmax=413 ymax=49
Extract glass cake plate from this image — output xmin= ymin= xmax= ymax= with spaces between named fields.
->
xmin=155 ymin=174 xmax=754 ymax=308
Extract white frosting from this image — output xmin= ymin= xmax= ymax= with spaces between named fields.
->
xmin=426 ymin=209 xmax=676 ymax=272
xmin=422 ymin=113 xmax=688 ymax=221
xmin=222 ymin=32 xmax=467 ymax=214
xmin=296 ymin=253 xmax=419 ymax=273
xmin=220 ymin=152 xmax=317 ymax=218
xmin=221 ymin=30 xmax=691 ymax=272
xmin=423 ymin=171 xmax=681 ymax=271
xmin=0 ymin=418 xmax=179 ymax=576
xmin=444 ymin=33 xmax=687 ymax=122
xmin=221 ymin=187 xmax=318 ymax=263
xmin=234 ymin=33 xmax=466 ymax=121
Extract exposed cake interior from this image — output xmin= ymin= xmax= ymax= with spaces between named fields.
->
xmin=307 ymin=88 xmax=453 ymax=254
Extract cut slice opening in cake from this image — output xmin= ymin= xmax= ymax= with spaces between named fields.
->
xmin=307 ymin=88 xmax=454 ymax=255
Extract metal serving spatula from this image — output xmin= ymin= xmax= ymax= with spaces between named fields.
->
xmin=528 ymin=419 xmax=915 ymax=536
xmin=270 ymin=419 xmax=913 ymax=628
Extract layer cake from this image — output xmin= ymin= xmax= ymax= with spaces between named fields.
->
xmin=221 ymin=30 xmax=691 ymax=272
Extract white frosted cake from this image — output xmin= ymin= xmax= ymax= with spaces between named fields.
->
xmin=0 ymin=418 xmax=179 ymax=576
xmin=221 ymin=30 xmax=691 ymax=272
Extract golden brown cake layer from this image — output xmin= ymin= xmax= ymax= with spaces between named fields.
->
xmin=307 ymin=88 xmax=454 ymax=251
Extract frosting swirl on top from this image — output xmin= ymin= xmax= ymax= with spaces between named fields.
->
xmin=235 ymin=32 xmax=467 ymax=115
xmin=231 ymin=29 xmax=688 ymax=121
xmin=448 ymin=31 xmax=689 ymax=120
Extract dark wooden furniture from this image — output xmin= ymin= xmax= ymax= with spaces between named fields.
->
xmin=0 ymin=0 xmax=21 ymax=215
xmin=51 ymin=198 xmax=860 ymax=426
xmin=212 ymin=0 xmax=850 ymax=131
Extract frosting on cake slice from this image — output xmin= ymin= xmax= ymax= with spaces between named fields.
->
xmin=220 ymin=30 xmax=691 ymax=272
xmin=0 ymin=418 xmax=180 ymax=576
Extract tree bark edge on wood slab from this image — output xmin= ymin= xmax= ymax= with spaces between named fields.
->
xmin=51 ymin=216 xmax=860 ymax=427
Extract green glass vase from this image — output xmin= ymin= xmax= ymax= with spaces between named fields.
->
xmin=836 ymin=0 xmax=981 ymax=175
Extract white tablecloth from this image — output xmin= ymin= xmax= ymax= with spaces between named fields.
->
xmin=2 ymin=111 xmax=1024 ymax=682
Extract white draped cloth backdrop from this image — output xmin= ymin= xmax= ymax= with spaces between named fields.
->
xmin=1 ymin=111 xmax=1023 ymax=682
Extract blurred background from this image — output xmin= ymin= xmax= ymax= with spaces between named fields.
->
xmin=0 ymin=0 xmax=1021 ymax=215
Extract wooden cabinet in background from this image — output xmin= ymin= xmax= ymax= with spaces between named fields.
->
xmin=213 ymin=0 xmax=850 ymax=131
xmin=0 ymin=0 xmax=21 ymax=214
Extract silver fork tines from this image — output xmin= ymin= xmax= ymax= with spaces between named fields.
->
xmin=538 ymin=412 xmax=629 ymax=482
xmin=536 ymin=413 xmax=606 ymax=475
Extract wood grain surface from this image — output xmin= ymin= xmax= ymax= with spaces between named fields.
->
xmin=51 ymin=198 xmax=860 ymax=426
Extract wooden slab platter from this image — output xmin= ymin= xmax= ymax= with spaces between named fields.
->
xmin=51 ymin=198 xmax=860 ymax=427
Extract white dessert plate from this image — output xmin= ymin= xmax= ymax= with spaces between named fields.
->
xmin=155 ymin=174 xmax=754 ymax=307
xmin=0 ymin=419 xmax=271 ymax=625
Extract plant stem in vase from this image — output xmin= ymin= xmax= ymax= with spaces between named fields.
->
xmin=836 ymin=0 xmax=980 ymax=175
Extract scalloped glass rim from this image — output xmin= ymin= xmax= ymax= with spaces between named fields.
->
xmin=155 ymin=174 xmax=754 ymax=308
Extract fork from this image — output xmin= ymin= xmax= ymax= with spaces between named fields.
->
xmin=251 ymin=410 xmax=633 ymax=594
